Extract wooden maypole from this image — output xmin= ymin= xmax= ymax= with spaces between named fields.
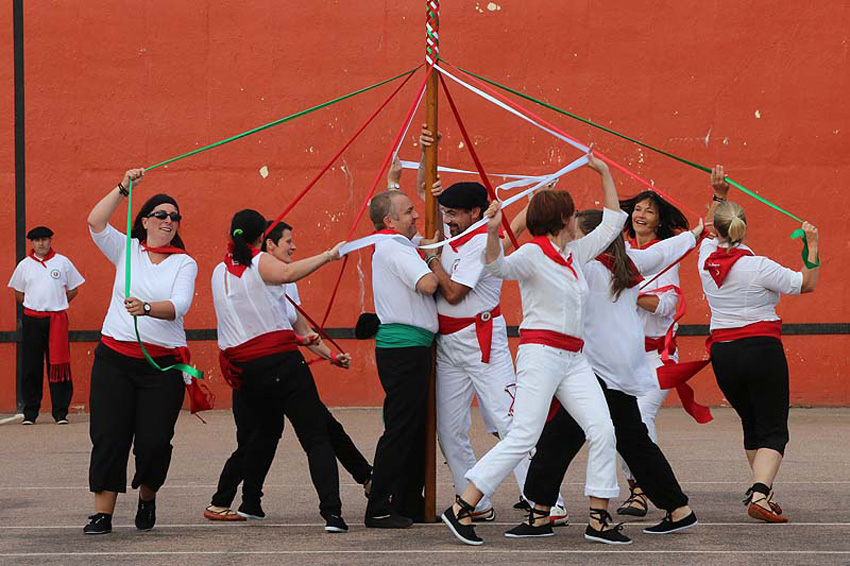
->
xmin=423 ymin=0 xmax=440 ymax=522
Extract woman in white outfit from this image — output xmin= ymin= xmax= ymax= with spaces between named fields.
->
xmin=440 ymin=151 xmax=630 ymax=546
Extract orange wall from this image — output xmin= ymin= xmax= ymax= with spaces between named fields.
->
xmin=2 ymin=1 xmax=848 ymax=411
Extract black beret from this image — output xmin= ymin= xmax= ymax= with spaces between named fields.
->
xmin=355 ymin=312 xmax=381 ymax=340
xmin=26 ymin=226 xmax=54 ymax=240
xmin=437 ymin=182 xmax=488 ymax=211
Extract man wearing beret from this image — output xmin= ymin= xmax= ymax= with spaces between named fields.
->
xmin=426 ymin=181 xmax=569 ymax=525
xmin=8 ymin=226 xmax=85 ymax=425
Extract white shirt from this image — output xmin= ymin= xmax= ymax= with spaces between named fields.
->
xmin=626 ymin=242 xmax=681 ymax=339
xmin=436 ymin=232 xmax=501 ymax=318
xmin=372 ymin=236 xmax=438 ymax=333
xmin=583 ymin=231 xmax=696 ymax=396
xmin=698 ymin=238 xmax=802 ymax=331
xmin=90 ymin=224 xmax=197 ymax=348
xmin=8 ymin=253 xmax=85 ymax=312
xmin=486 ymin=208 xmax=628 ymax=338
xmin=282 ymin=282 xmax=301 ymax=326
xmin=212 ymin=253 xmax=295 ymax=349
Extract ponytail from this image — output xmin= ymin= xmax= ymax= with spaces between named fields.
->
xmin=577 ymin=210 xmax=635 ymax=300
xmin=713 ymin=201 xmax=747 ymax=247
xmin=229 ymin=209 xmax=266 ymax=267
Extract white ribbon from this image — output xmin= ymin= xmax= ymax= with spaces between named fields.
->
xmin=339 ymin=154 xmax=589 ymax=256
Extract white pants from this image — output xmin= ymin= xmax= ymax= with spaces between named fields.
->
xmin=466 ymin=344 xmax=619 ymax=499
xmin=436 ymin=318 xmax=529 ymax=511
xmin=622 ymin=349 xmax=673 ymax=481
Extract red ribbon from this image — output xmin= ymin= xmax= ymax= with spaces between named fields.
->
xmin=527 ymin=236 xmax=577 ymax=278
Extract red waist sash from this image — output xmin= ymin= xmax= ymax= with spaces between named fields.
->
xmin=23 ymin=308 xmax=71 ymax=383
xmin=102 ymin=335 xmax=192 ymax=365
xmin=519 ymin=329 xmax=584 ymax=352
xmin=218 ymin=330 xmax=299 ymax=389
xmin=438 ymin=306 xmax=501 ymax=364
xmin=710 ymin=320 xmax=782 ymax=343
xmin=645 ymin=335 xmax=678 ymax=355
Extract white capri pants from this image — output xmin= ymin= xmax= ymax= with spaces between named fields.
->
xmin=466 ymin=344 xmax=619 ymax=499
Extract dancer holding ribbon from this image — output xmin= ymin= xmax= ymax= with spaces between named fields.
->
xmin=616 ymin=191 xmax=694 ymax=517
xmin=211 ymin=210 xmax=348 ymax=532
xmin=513 ymin=209 xmax=704 ymax=540
xmin=700 ymin=166 xmax=820 ymax=523
xmin=441 ymin=150 xmax=630 ymax=546
xmin=84 ymin=169 xmax=198 ymax=535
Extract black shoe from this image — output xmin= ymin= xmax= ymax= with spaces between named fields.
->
xmin=237 ymin=501 xmax=266 ymax=520
xmin=441 ymin=498 xmax=483 ymax=546
xmin=323 ymin=513 xmax=349 ymax=533
xmin=135 ymin=498 xmax=156 ymax=531
xmin=644 ymin=511 xmax=698 ymax=534
xmin=364 ymin=510 xmax=413 ymax=529
xmin=83 ymin=513 xmax=112 ymax=535
xmin=584 ymin=508 xmax=632 ymax=545
xmin=505 ymin=507 xmax=554 ymax=538
xmin=617 ymin=484 xmax=648 ymax=517
xmin=513 ymin=497 xmax=532 ymax=512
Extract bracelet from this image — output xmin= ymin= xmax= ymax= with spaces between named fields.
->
xmin=425 ymin=254 xmax=439 ymax=265
xmin=117 ymin=183 xmax=129 ymax=197
xmin=388 ymin=182 xmax=400 ymax=190
xmin=712 ymin=194 xmax=727 ymax=202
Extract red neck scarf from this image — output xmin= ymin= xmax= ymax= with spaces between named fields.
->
xmin=595 ymin=253 xmax=644 ymax=288
xmin=28 ymin=248 xmax=56 ymax=267
xmin=527 ymin=236 xmax=576 ymax=278
xmin=141 ymin=241 xmax=186 ymax=255
xmin=224 ymin=242 xmax=260 ymax=277
xmin=703 ymin=247 xmax=754 ymax=287
xmin=449 ymin=224 xmax=502 ymax=252
xmin=628 ymin=237 xmax=660 ymax=250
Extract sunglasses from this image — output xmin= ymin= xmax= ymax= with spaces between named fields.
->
xmin=147 ymin=211 xmax=182 ymax=222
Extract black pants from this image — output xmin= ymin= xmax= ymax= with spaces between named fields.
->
xmin=211 ymin=385 xmax=372 ymax=508
xmin=525 ymin=378 xmax=689 ymax=512
xmin=215 ymin=351 xmax=342 ymax=516
xmin=711 ymin=336 xmax=790 ymax=455
xmin=22 ymin=314 xmax=73 ymax=422
xmin=366 ymin=346 xmax=431 ymax=519
xmin=88 ymin=343 xmax=185 ymax=493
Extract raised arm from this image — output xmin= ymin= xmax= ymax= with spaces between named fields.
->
xmin=587 ymin=148 xmax=620 ymax=213
xmin=631 ymin=220 xmax=703 ymax=276
xmin=800 ymin=221 xmax=820 ymax=293
xmin=88 ymin=168 xmax=143 ymax=233
xmin=706 ymin=165 xmax=731 ymax=236
xmin=259 ymin=242 xmax=345 ymax=285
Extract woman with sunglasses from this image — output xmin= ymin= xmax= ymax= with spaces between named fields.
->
xmin=84 ymin=168 xmax=198 ymax=535
xmin=212 ymin=210 xmax=349 ymax=532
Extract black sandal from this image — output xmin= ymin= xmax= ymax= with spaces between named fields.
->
xmin=585 ymin=508 xmax=632 ymax=545
xmin=505 ymin=507 xmax=554 ymax=538
xmin=617 ymin=486 xmax=648 ymax=517
xmin=441 ymin=496 xmax=484 ymax=546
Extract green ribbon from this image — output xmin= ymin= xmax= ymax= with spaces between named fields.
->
xmin=791 ymin=229 xmax=820 ymax=269
xmin=125 ymin=179 xmax=203 ymax=379
xmin=448 ymin=60 xmax=805 ymax=224
xmin=145 ymin=67 xmax=419 ymax=171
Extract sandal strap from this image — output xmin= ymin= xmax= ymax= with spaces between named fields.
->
xmin=455 ymin=495 xmax=476 ymax=520
xmin=589 ymin=508 xmax=624 ymax=532
xmin=623 ymin=490 xmax=648 ymax=510
xmin=528 ymin=507 xmax=549 ymax=526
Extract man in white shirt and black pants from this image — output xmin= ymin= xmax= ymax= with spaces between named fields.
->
xmin=364 ymin=189 xmax=439 ymax=529
xmin=8 ymin=226 xmax=85 ymax=425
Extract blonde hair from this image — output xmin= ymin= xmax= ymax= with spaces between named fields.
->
xmin=713 ymin=201 xmax=747 ymax=246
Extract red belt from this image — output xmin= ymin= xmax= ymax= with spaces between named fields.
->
xmin=219 ymin=329 xmax=299 ymax=389
xmin=438 ymin=306 xmax=501 ymax=363
xmin=645 ymin=335 xmax=677 ymax=356
xmin=519 ymin=329 xmax=584 ymax=352
xmin=710 ymin=320 xmax=782 ymax=343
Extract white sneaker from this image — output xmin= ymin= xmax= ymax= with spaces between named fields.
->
xmin=549 ymin=504 xmax=569 ymax=526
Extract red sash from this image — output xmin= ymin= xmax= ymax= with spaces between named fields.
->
xmin=527 ymin=237 xmax=577 ymax=279
xmin=141 ymin=241 xmax=186 ymax=255
xmin=218 ymin=329 xmax=299 ymax=389
xmin=224 ymin=243 xmax=260 ymax=277
xmin=438 ymin=306 xmax=501 ymax=363
xmin=102 ymin=335 xmax=192 ymax=364
xmin=703 ymin=247 xmax=754 ymax=287
xmin=23 ymin=308 xmax=71 ymax=383
xmin=595 ymin=253 xmax=644 ymax=288
xmin=519 ymin=329 xmax=584 ymax=352
xmin=28 ymin=249 xmax=56 ymax=267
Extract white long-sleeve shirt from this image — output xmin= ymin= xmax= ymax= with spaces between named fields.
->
xmin=584 ymin=231 xmax=696 ymax=396
xmin=698 ymin=238 xmax=802 ymax=331
xmin=90 ymin=224 xmax=196 ymax=348
xmin=486 ymin=208 xmax=627 ymax=339
xmin=626 ymin=241 xmax=681 ymax=339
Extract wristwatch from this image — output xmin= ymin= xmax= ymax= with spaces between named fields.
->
xmin=712 ymin=194 xmax=727 ymax=202
xmin=143 ymin=302 xmax=152 ymax=315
